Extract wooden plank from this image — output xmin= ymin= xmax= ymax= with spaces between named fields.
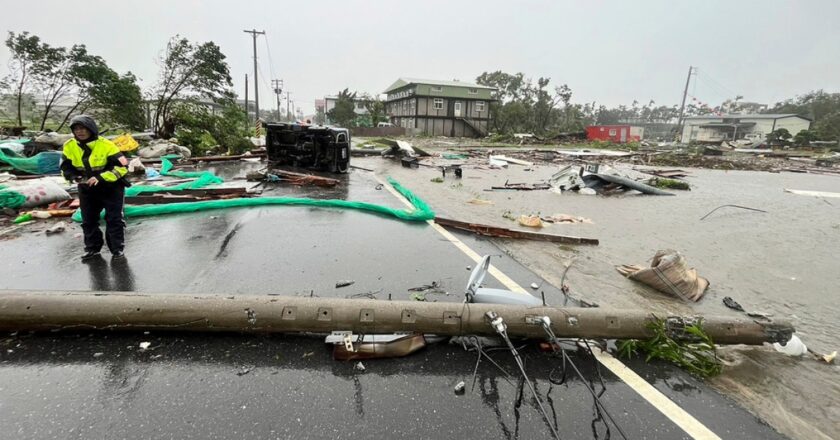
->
xmin=434 ymin=216 xmax=599 ymax=245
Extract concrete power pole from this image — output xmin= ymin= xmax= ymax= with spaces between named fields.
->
xmin=285 ymin=91 xmax=291 ymax=121
xmin=271 ymin=79 xmax=284 ymax=121
xmin=243 ymin=29 xmax=265 ymax=121
xmin=244 ymin=74 xmax=249 ymax=122
xmin=676 ymin=66 xmax=696 ymax=133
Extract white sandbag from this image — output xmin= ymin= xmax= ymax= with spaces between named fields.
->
xmin=14 ymin=179 xmax=71 ymax=208
xmin=34 ymin=132 xmax=73 ymax=147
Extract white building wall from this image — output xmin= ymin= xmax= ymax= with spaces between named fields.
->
xmin=772 ymin=118 xmax=811 ymax=136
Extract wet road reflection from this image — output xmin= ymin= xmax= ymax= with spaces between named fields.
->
xmin=83 ymin=255 xmax=136 ymax=291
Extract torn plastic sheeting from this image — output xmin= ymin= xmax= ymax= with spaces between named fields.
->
xmin=72 ymin=176 xmax=435 ymax=223
xmin=0 ymin=148 xmax=62 ymax=175
xmin=0 ymin=188 xmax=26 ymax=209
xmin=125 ymin=158 xmax=224 ymax=197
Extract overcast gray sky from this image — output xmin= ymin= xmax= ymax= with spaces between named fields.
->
xmin=3 ymin=0 xmax=839 ymax=115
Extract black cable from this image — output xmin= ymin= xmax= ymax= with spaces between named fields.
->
xmin=541 ymin=322 xmax=629 ymax=440
xmin=489 ymin=314 xmax=562 ymax=440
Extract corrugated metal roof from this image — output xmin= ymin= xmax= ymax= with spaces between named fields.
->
xmin=384 ymin=77 xmax=495 ymax=93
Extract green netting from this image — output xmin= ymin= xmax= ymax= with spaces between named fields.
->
xmin=72 ymin=176 xmax=435 ymax=223
xmin=0 ymin=149 xmax=62 ymax=175
xmin=0 ymin=188 xmax=26 ymax=209
xmin=126 ymin=158 xmax=223 ymax=197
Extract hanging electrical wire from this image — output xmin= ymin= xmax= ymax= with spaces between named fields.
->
xmin=538 ymin=317 xmax=629 ymax=440
xmin=263 ymin=36 xmax=277 ymax=83
xmin=485 ymin=311 xmax=562 ymax=440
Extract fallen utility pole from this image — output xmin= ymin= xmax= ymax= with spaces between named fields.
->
xmin=435 ymin=217 xmax=599 ymax=245
xmin=0 ymin=290 xmax=792 ymax=344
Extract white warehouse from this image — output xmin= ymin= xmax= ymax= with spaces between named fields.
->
xmin=681 ymin=114 xmax=811 ymax=143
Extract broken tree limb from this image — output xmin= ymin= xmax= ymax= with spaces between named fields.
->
xmin=0 ymin=290 xmax=793 ymax=344
xmin=434 ymin=216 xmax=599 ymax=245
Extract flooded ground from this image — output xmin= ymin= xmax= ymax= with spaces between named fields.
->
xmin=365 ymin=154 xmax=840 ymax=440
xmin=0 ymin=157 xmax=834 ymax=439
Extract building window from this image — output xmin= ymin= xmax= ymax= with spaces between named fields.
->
xmin=476 ymin=101 xmax=485 ymax=112
xmin=433 ymin=99 xmax=444 ymax=110
xmin=356 ymin=102 xmax=365 ymax=109
xmin=431 ymin=86 xmax=443 ymax=92
xmin=468 ymin=88 xmax=478 ymax=94
xmin=609 ymin=129 xmax=617 ymax=136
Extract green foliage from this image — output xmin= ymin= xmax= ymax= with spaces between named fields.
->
xmin=793 ymin=129 xmax=818 ymax=146
xmin=3 ymin=32 xmax=145 ymax=132
xmin=4 ymin=31 xmax=55 ymax=126
xmin=152 ymin=36 xmax=233 ymax=138
xmin=364 ymin=97 xmax=386 ymax=127
xmin=90 ymin=72 xmax=145 ymax=130
xmin=326 ymin=88 xmax=357 ymax=127
xmin=650 ymin=178 xmax=690 ymax=190
xmin=314 ymin=107 xmax=326 ymax=125
xmin=766 ymin=128 xmax=792 ymax=146
xmin=173 ymin=99 xmax=251 ymax=155
xmin=766 ymin=90 xmax=840 ymax=124
xmin=617 ymin=318 xmax=722 ymax=378
xmin=814 ymin=111 xmax=840 ymax=142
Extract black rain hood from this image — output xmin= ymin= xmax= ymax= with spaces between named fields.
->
xmin=69 ymin=115 xmax=99 ymax=142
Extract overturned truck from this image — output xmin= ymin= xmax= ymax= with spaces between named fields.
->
xmin=265 ymin=123 xmax=350 ymax=173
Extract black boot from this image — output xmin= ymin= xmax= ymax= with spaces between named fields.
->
xmin=81 ymin=250 xmax=101 ymax=261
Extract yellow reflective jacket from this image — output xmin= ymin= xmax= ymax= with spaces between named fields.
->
xmin=61 ymin=137 xmax=128 ymax=183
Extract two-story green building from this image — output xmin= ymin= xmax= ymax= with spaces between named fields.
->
xmin=384 ymin=78 xmax=495 ymax=137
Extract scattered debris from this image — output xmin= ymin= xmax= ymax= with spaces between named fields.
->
xmin=247 ymin=169 xmax=339 ymax=187
xmin=700 ymin=204 xmax=768 ymax=220
xmin=489 ymin=155 xmax=533 ymax=166
xmin=434 ymin=216 xmax=599 ymax=245
xmin=491 ymin=180 xmax=550 ymax=191
xmin=784 ymin=189 xmax=840 ymax=198
xmin=236 ymin=366 xmax=253 ymax=376
xmin=430 ymin=177 xmax=444 ymax=183
xmin=138 ymin=139 xmax=192 ymax=159
xmin=139 ymin=341 xmax=151 ymax=350
xmin=93 ymin=352 xmax=104 ymax=358
xmin=819 ymin=351 xmax=837 ymax=364
xmin=467 ymin=198 xmax=494 ymax=205
xmin=517 ymin=215 xmax=543 ymax=228
xmin=616 ymin=250 xmax=709 ymax=302
xmin=45 ymin=221 xmax=67 ymax=235
xmin=454 ymin=381 xmax=466 ymax=395
xmin=555 ymin=149 xmax=633 ymax=158
xmin=355 ymin=362 xmax=366 ymax=371
xmin=335 ymin=280 xmax=355 ymax=288
xmin=723 ymin=296 xmax=745 ymax=312
xmin=650 ymin=178 xmax=691 ymax=190
xmin=773 ymin=335 xmax=807 ymax=357
xmin=529 ymin=283 xmax=539 ymax=290
xmin=541 ymin=214 xmax=593 ymax=224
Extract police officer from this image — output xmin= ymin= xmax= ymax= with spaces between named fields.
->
xmin=60 ymin=115 xmax=129 ymax=261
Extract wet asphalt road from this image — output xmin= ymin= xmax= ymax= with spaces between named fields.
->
xmin=0 ymin=163 xmax=787 ymax=439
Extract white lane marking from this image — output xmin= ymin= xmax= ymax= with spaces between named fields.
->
xmin=376 ymin=175 xmax=527 ymax=294
xmin=594 ymin=352 xmax=722 ymax=439
xmin=379 ymin=174 xmax=722 ymax=439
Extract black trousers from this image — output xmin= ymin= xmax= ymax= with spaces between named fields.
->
xmin=79 ymin=183 xmax=125 ymax=253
